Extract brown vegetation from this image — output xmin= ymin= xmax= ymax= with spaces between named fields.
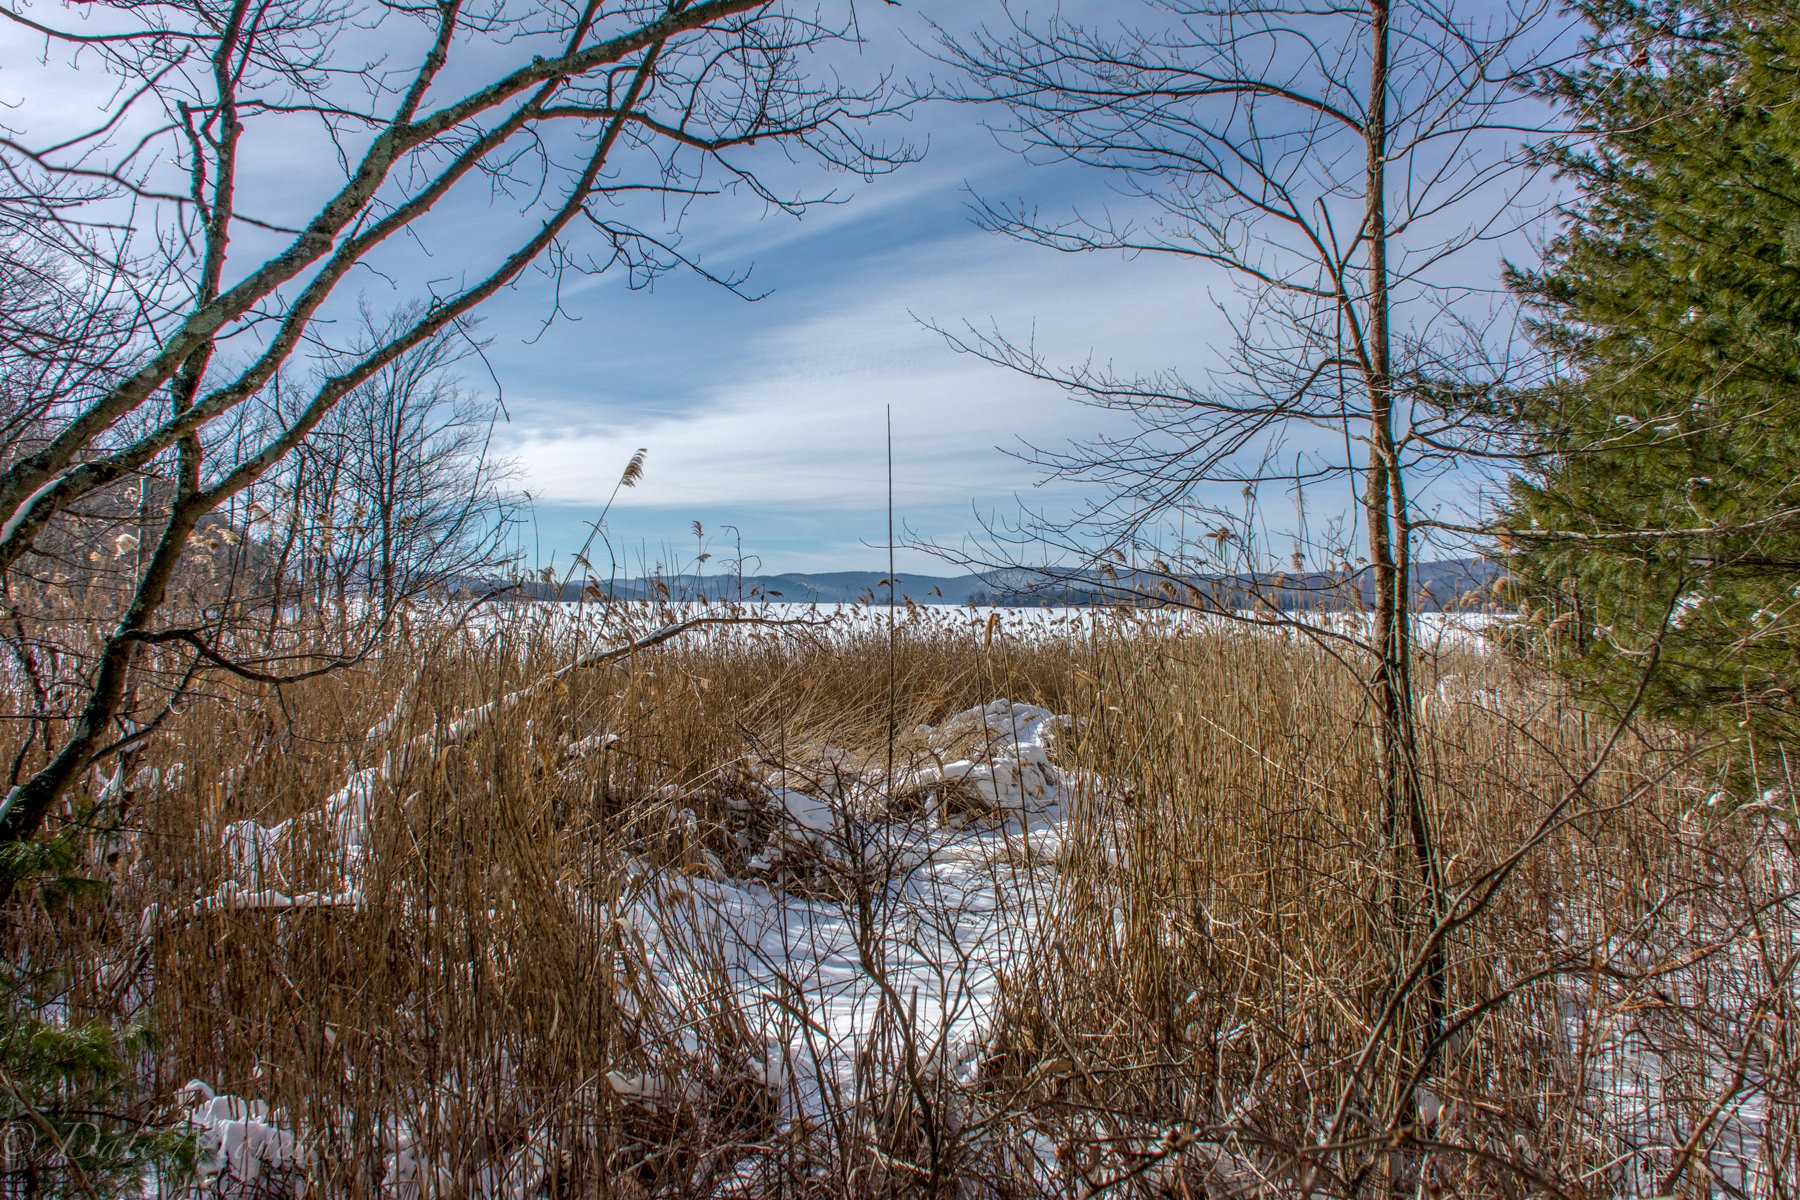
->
xmin=4 ymin=600 xmax=1795 ymax=1197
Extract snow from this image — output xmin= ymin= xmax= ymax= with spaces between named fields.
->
xmin=459 ymin=597 xmax=1498 ymax=656
xmin=589 ymin=701 xmax=1075 ymax=1120
xmin=177 ymin=698 xmax=1079 ymax=1196
xmin=621 ymin=810 xmax=1060 ymax=1118
xmin=174 ymin=1081 xmax=302 ymax=1195
xmin=896 ymin=699 xmax=1063 ymax=808
xmin=773 ymin=787 xmax=836 ymax=836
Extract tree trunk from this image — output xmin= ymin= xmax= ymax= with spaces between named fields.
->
xmin=0 ymin=499 xmax=207 ymax=844
xmin=1363 ymin=0 xmax=1404 ymax=852
xmin=1361 ymin=0 xmax=1444 ymax=1105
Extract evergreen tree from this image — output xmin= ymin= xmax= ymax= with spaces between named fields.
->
xmin=0 ymin=833 xmax=195 ymax=1195
xmin=1506 ymin=0 xmax=1800 ymax=765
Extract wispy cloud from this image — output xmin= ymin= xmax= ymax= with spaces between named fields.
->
xmin=502 ymin=229 xmax=1230 ymax=523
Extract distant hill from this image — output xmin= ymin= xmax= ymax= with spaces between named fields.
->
xmin=962 ymin=558 xmax=1501 ymax=612
xmin=483 ymin=559 xmax=1500 ymax=611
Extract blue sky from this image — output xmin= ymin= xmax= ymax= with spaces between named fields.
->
xmin=469 ymin=1 xmax=1234 ymax=577
xmin=4 ymin=0 xmax=1562 ymax=577
xmin=458 ymin=0 xmax=1560 ymax=578
xmin=482 ymin=169 xmax=1235 ymax=576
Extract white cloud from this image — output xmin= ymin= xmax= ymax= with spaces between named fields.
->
xmin=504 ymin=229 xmax=1231 ymax=514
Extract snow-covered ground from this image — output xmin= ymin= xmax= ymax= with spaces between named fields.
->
xmin=609 ymin=700 xmax=1068 ymax=1117
xmin=158 ymin=602 xmax=1791 ymax=1200
xmin=464 ymin=597 xmax=1500 ymax=652
xmin=178 ymin=698 xmax=1079 ymax=1196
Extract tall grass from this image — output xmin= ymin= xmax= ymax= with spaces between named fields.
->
xmin=1002 ymin=619 xmax=1798 ymax=1197
xmin=4 ymin=600 xmax=1795 ymax=1197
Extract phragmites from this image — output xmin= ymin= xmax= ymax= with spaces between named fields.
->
xmin=4 ymin=602 xmax=1793 ymax=1197
xmin=561 ymin=448 xmax=651 ymax=600
xmin=620 ymin=447 xmax=647 ymax=490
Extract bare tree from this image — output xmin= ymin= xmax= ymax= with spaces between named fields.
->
xmin=0 ymin=0 xmax=915 ymax=846
xmin=268 ymin=309 xmax=516 ymax=615
xmin=931 ymin=0 xmax=1568 ymax=1104
xmin=0 ymin=241 xmax=142 ymax=468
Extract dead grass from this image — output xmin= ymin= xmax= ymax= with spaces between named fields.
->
xmin=997 ymin=620 xmax=1799 ymax=1198
xmin=4 ymin=600 xmax=1796 ymax=1197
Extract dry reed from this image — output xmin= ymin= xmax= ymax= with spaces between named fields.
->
xmin=3 ymin=599 xmax=1794 ymax=1198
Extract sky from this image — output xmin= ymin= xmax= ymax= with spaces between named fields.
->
xmin=485 ymin=162 xmax=1235 ymax=578
xmin=3 ymin=0 xmax=1572 ymax=577
xmin=472 ymin=1 xmax=1236 ymax=578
